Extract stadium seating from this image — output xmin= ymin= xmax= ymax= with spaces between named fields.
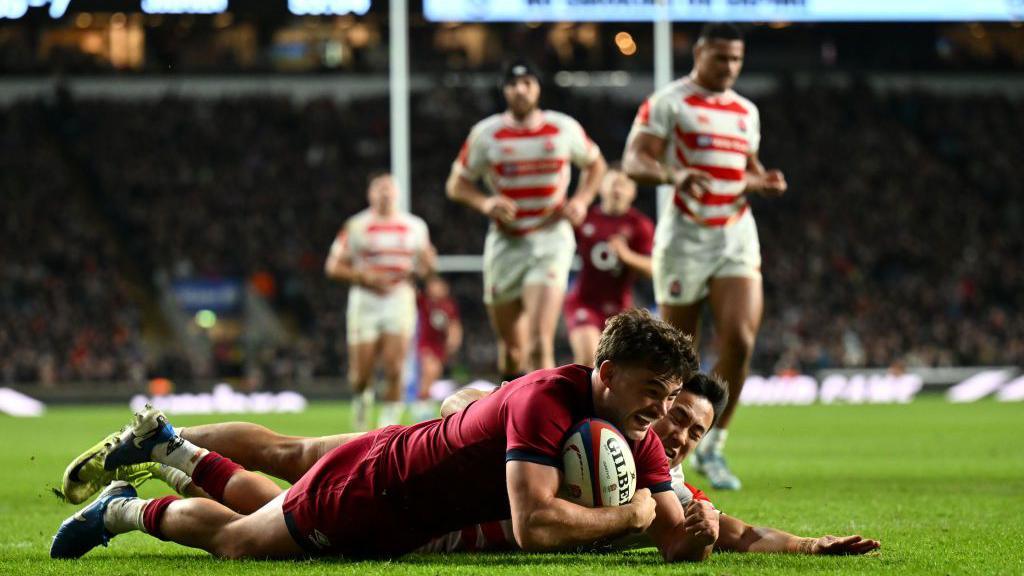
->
xmin=3 ymin=81 xmax=1021 ymax=384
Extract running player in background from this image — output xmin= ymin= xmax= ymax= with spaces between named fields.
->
xmin=325 ymin=172 xmax=436 ymax=430
xmin=446 ymin=59 xmax=607 ymax=382
xmin=565 ymin=166 xmax=655 ymax=366
xmin=623 ymin=23 xmax=788 ymax=490
xmin=412 ymin=275 xmax=462 ymax=421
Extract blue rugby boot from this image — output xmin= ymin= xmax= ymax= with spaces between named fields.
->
xmin=103 ymin=405 xmax=177 ymax=471
xmin=50 ymin=481 xmax=137 ymax=559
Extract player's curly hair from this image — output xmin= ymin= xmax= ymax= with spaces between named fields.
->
xmin=594 ymin=308 xmax=698 ymax=385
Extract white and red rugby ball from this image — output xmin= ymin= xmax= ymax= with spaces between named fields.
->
xmin=560 ymin=418 xmax=637 ymax=507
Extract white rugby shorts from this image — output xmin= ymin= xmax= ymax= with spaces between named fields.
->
xmin=653 ymin=208 xmax=761 ymax=306
xmin=482 ymin=220 xmax=575 ymax=305
xmin=346 ymin=283 xmax=417 ymax=344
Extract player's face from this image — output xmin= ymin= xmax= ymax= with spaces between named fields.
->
xmin=367 ymin=175 xmax=397 ymax=213
xmin=694 ymin=39 xmax=744 ymax=92
xmin=503 ymin=76 xmax=541 ymax=118
xmin=426 ymin=277 xmax=448 ymax=299
xmin=599 ymin=171 xmax=637 ymax=215
xmin=599 ymin=361 xmax=681 ymax=442
xmin=653 ymin=391 xmax=715 ymax=468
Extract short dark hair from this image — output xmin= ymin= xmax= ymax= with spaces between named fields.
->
xmin=682 ymin=372 xmax=729 ymax=427
xmin=501 ymin=58 xmax=543 ymax=86
xmin=594 ymin=308 xmax=698 ymax=385
xmin=698 ymin=22 xmax=744 ymax=43
xmin=366 ymin=170 xmax=391 ymax=187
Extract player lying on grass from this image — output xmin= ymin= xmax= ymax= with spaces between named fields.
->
xmin=53 ymin=309 xmax=722 ymax=562
xmin=59 ymin=377 xmax=879 ymax=557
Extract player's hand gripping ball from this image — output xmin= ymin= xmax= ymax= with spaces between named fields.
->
xmin=561 ymin=418 xmax=637 ymax=507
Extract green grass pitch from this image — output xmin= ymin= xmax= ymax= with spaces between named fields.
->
xmin=1 ymin=397 xmax=1022 ymax=575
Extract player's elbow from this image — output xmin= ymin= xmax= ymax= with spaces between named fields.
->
xmin=444 ymin=173 xmax=462 ymax=201
xmin=621 ymin=154 xmax=645 ymax=182
xmin=513 ymin=522 xmax=561 ymax=552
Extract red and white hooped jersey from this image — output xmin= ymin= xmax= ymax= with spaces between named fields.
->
xmin=454 ymin=110 xmax=601 ymax=236
xmin=330 ymin=209 xmax=430 ymax=292
xmin=630 ymin=75 xmax=761 ymax=228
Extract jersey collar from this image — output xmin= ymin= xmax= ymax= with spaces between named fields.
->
xmin=501 ymin=109 xmax=545 ymax=131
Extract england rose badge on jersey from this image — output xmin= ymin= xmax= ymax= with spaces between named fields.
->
xmin=581 ymin=223 xmax=595 ymax=237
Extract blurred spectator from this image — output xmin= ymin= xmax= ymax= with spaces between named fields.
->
xmin=3 ymin=80 xmax=1022 ymax=384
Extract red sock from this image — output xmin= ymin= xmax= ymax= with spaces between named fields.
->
xmin=190 ymin=452 xmax=244 ymax=503
xmin=142 ymin=496 xmax=181 ymax=541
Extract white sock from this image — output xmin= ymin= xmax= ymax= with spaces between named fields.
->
xmin=103 ymin=497 xmax=149 ymax=535
xmin=699 ymin=428 xmax=729 ymax=456
xmin=378 ymin=401 xmax=405 ymax=428
xmin=150 ymin=436 xmax=208 ymax=477
xmin=153 ymin=463 xmax=194 ymax=496
xmin=353 ymin=388 xmax=375 ymax=431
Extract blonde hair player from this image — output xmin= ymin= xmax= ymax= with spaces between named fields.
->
xmin=623 ymin=23 xmax=788 ymax=490
xmin=446 ymin=59 xmax=607 ymax=381
xmin=325 ymin=172 xmax=436 ymax=430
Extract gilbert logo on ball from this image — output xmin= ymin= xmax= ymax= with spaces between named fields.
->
xmin=561 ymin=418 xmax=637 ymax=507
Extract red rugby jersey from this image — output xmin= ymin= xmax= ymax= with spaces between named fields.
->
xmin=571 ymin=206 xmax=654 ymax=312
xmin=373 ymin=364 xmax=672 ymax=553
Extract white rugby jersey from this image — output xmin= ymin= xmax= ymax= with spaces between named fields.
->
xmin=629 ymin=75 xmax=761 ymax=227
xmin=330 ymin=209 xmax=430 ymax=292
xmin=454 ymin=110 xmax=601 ymax=236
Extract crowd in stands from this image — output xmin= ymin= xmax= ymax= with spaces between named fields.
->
xmin=2 ymin=78 xmax=1021 ymax=385
xmin=0 ymin=101 xmax=145 ymax=385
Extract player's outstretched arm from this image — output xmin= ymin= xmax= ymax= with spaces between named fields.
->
xmin=506 ymin=460 xmax=655 ymax=551
xmin=716 ymin=514 xmax=880 ymax=555
xmin=647 ymin=490 xmax=719 ymax=562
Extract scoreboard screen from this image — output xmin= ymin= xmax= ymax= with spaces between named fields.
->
xmin=423 ymin=0 xmax=1024 ymax=23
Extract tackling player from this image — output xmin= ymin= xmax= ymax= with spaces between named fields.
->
xmin=623 ymin=23 xmax=788 ymax=490
xmin=325 ymin=172 xmax=436 ymax=430
xmin=413 ymin=275 xmax=462 ymax=421
xmin=565 ymin=166 xmax=655 ymax=366
xmin=446 ymin=59 xmax=607 ymax=382
xmin=54 ymin=309 xmax=726 ymax=563
xmin=60 ymin=376 xmax=878 ymax=558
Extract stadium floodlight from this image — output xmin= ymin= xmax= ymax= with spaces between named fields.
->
xmin=288 ymin=0 xmax=372 ymax=16
xmin=423 ymin=0 xmax=1024 ymax=23
xmin=140 ymin=0 xmax=228 ymax=14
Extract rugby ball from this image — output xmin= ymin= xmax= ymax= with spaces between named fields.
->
xmin=560 ymin=418 xmax=637 ymax=507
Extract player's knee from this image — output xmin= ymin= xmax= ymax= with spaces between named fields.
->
xmin=211 ymin=525 xmax=260 ymax=559
xmin=383 ymin=361 xmax=403 ymax=382
xmin=501 ymin=341 xmax=525 ymax=365
xmin=722 ymin=326 xmax=757 ymax=358
xmin=266 ymin=439 xmax=306 ymax=480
